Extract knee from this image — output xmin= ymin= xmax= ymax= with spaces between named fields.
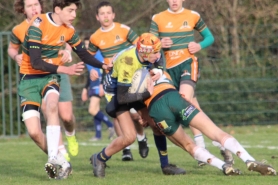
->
xmin=47 ymin=101 xmax=58 ymax=114
xmin=28 ymin=129 xmax=43 ymax=142
xmin=183 ymin=142 xmax=196 ymax=154
xmin=60 ymin=112 xmax=74 ymax=124
xmin=88 ymin=107 xmax=98 ymax=116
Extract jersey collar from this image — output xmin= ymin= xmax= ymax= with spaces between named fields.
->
xmin=167 ymin=8 xmax=184 ymax=14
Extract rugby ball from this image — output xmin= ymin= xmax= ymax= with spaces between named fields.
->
xmin=129 ymin=68 xmax=150 ymax=93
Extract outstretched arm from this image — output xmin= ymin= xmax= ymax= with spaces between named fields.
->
xmin=117 ymin=85 xmax=150 ymax=104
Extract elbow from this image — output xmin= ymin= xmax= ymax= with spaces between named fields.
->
xmin=30 ymin=60 xmax=41 ymax=70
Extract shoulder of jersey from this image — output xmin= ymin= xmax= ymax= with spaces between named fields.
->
xmin=112 ymin=45 xmax=135 ymax=63
xmin=190 ymin=10 xmax=200 ymax=17
xmin=12 ymin=20 xmax=27 ymax=32
xmin=151 ymin=10 xmax=167 ymax=20
xmin=29 ymin=14 xmax=45 ymax=28
xmin=119 ymin=23 xmax=130 ymax=31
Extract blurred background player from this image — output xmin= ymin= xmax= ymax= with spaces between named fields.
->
xmin=149 ymin=0 xmax=233 ymax=166
xmin=81 ymin=37 xmax=115 ymax=141
xmin=87 ymin=1 xmax=149 ymax=160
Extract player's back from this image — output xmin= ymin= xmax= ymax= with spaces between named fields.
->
xmin=144 ymin=72 xmax=176 ymax=108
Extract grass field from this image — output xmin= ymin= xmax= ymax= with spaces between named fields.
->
xmin=0 ymin=125 xmax=278 ymax=185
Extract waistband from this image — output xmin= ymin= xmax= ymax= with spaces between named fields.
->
xmin=148 ymin=89 xmax=176 ymax=110
xmin=20 ymin=73 xmax=53 ymax=80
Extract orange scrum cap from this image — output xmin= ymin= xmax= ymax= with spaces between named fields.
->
xmin=136 ymin=33 xmax=161 ymax=55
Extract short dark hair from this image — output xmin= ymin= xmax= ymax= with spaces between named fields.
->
xmin=84 ymin=35 xmax=90 ymax=41
xmin=96 ymin=1 xmax=114 ymax=15
xmin=53 ymin=0 xmax=81 ymax=11
xmin=14 ymin=0 xmax=44 ymax=14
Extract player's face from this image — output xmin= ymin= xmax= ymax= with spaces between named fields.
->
xmin=96 ymin=6 xmax=115 ymax=29
xmin=148 ymin=52 xmax=161 ymax=63
xmin=24 ymin=0 xmax=42 ymax=21
xmin=166 ymin=0 xmax=184 ymax=12
xmin=140 ymin=52 xmax=161 ymax=63
xmin=57 ymin=3 xmax=78 ymax=25
xmin=84 ymin=40 xmax=89 ymax=49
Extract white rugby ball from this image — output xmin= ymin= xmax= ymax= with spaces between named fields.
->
xmin=129 ymin=68 xmax=150 ymax=93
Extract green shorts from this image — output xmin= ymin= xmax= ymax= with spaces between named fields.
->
xmin=148 ymin=91 xmax=199 ymax=136
xmin=59 ymin=74 xmax=73 ymax=102
xmin=18 ymin=74 xmax=60 ymax=107
xmin=166 ymin=58 xmax=199 ymax=90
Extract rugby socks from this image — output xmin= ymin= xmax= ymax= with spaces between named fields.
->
xmin=194 ymin=134 xmax=206 ymax=148
xmin=95 ymin=111 xmax=113 ymax=128
xmin=97 ymin=148 xmax=111 ymax=162
xmin=153 ymin=134 xmax=168 ymax=168
xmin=222 ymin=137 xmax=255 ymax=162
xmin=94 ymin=117 xmax=102 ymax=138
xmin=137 ymin=133 xmax=146 ymax=141
xmin=212 ymin=141 xmax=225 ymax=151
xmin=57 ymin=151 xmax=70 ymax=168
xmin=58 ymin=145 xmax=67 ymax=156
xmin=65 ymin=130 xmax=75 ymax=137
xmin=193 ymin=146 xmax=224 ymax=170
xmin=46 ymin=125 xmax=60 ymax=160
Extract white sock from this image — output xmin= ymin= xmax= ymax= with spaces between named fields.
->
xmin=65 ymin=130 xmax=75 ymax=137
xmin=46 ymin=125 xmax=60 ymax=160
xmin=193 ymin=146 xmax=224 ymax=170
xmin=137 ymin=133 xmax=145 ymax=141
xmin=125 ymin=146 xmax=131 ymax=150
xmin=194 ymin=134 xmax=206 ymax=148
xmin=223 ymin=137 xmax=255 ymax=162
xmin=212 ymin=141 xmax=225 ymax=151
xmin=58 ymin=145 xmax=67 ymax=155
xmin=57 ymin=151 xmax=70 ymax=168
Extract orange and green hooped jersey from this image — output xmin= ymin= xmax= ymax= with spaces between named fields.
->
xmin=150 ymin=8 xmax=207 ymax=69
xmin=20 ymin=13 xmax=81 ymax=75
xmin=144 ymin=72 xmax=176 ymax=108
xmin=10 ymin=20 xmax=30 ymax=47
xmin=88 ymin=22 xmax=138 ymax=65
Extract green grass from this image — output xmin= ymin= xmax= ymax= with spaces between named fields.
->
xmin=1 ymin=125 xmax=278 ymax=185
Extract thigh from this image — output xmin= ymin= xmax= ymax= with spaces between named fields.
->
xmin=180 ymin=58 xmax=199 ymax=83
xmin=148 ymin=95 xmax=178 ymax=136
xmin=18 ymin=79 xmax=42 ymax=107
xmin=167 ymin=125 xmax=195 ymax=153
xmin=166 ymin=67 xmax=181 ymax=90
xmin=116 ymin=111 xmax=136 ymax=137
xmin=58 ymin=101 xmax=73 ymax=116
xmin=59 ymin=74 xmax=73 ymax=102
xmin=89 ymin=96 xmax=101 ymax=114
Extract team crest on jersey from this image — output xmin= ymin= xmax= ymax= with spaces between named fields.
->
xmin=156 ymin=120 xmax=171 ymax=132
xmin=180 ymin=105 xmax=196 ymax=120
xmin=180 ymin=21 xmax=191 ymax=29
xmin=58 ymin=35 xmax=65 ymax=43
xmin=32 ymin=17 xmax=42 ymax=27
xmin=114 ymin=35 xmax=123 ymax=44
